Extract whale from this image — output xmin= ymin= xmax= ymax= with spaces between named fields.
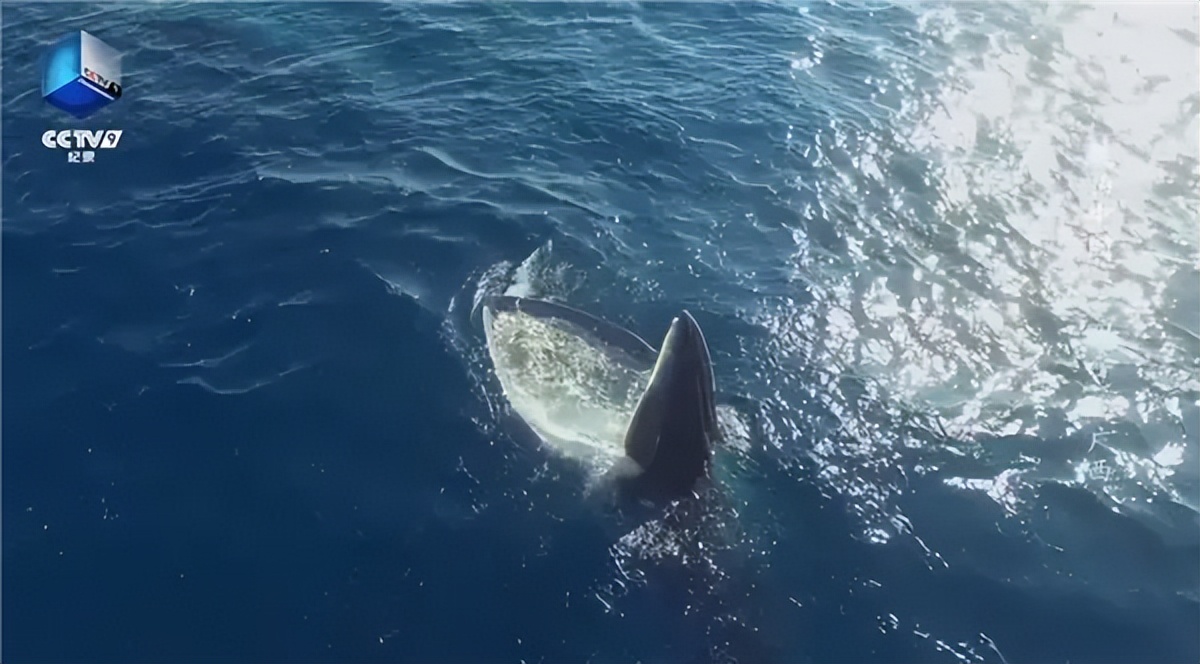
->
xmin=480 ymin=295 xmax=718 ymax=502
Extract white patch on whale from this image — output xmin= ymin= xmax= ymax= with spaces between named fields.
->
xmin=482 ymin=303 xmax=650 ymax=472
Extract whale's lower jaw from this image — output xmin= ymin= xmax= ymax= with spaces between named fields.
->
xmin=481 ymin=297 xmax=651 ymax=469
xmin=481 ymin=296 xmax=719 ymax=502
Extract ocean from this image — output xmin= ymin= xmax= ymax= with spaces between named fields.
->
xmin=3 ymin=2 xmax=1198 ymax=663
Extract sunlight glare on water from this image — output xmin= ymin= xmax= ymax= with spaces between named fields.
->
xmin=770 ymin=1 xmax=1199 ymax=529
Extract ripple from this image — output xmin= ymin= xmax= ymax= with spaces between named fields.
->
xmin=161 ymin=343 xmax=251 ymax=370
xmin=5 ymin=2 xmax=1196 ymax=662
xmin=177 ymin=363 xmax=309 ymax=396
xmin=765 ymin=0 xmax=1199 ymax=529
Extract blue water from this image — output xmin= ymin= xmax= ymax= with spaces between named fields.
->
xmin=4 ymin=2 xmax=1199 ymax=663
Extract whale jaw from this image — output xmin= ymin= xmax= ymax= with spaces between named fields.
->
xmin=480 ymin=296 xmax=718 ymax=502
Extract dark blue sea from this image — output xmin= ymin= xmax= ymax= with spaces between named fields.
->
xmin=4 ymin=2 xmax=1198 ymax=663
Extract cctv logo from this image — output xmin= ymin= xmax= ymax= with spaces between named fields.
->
xmin=40 ymin=31 xmax=125 ymax=163
xmin=42 ymin=30 xmax=123 ymax=118
xmin=42 ymin=128 xmax=123 ymax=164
xmin=42 ymin=129 xmax=123 ymax=149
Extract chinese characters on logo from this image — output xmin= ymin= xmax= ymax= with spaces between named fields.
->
xmin=41 ymin=31 xmax=125 ymax=163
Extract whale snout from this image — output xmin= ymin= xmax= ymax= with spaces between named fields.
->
xmin=662 ymin=310 xmax=704 ymax=357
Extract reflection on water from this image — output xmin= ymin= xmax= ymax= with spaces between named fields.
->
xmin=771 ymin=1 xmax=1198 ymax=531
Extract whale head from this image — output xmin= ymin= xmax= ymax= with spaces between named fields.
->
xmin=612 ymin=311 xmax=717 ymax=501
xmin=480 ymin=296 xmax=718 ymax=503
